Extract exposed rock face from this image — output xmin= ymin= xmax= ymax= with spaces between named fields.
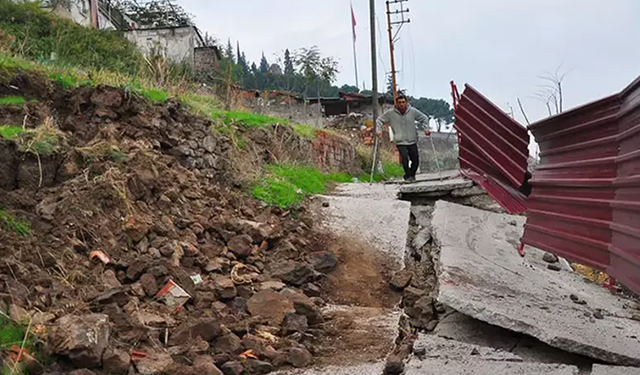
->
xmin=48 ymin=314 xmax=110 ymax=368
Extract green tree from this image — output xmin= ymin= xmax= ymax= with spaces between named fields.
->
xmin=340 ymin=85 xmax=360 ymax=93
xmin=225 ymin=39 xmax=234 ymax=63
xmin=115 ymin=0 xmax=193 ymax=27
xmin=259 ymin=53 xmax=269 ymax=74
xmin=411 ymin=97 xmax=454 ymax=131
xmin=284 ymin=49 xmax=295 ymax=75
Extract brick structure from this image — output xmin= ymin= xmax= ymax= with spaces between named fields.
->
xmin=311 ymin=131 xmax=361 ymax=175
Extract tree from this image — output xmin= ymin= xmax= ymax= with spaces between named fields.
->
xmin=225 ymin=39 xmax=234 ymax=63
xmin=411 ymin=97 xmax=454 ymax=131
xmin=115 ymin=0 xmax=193 ymax=27
xmin=284 ymin=49 xmax=295 ymax=76
xmin=259 ymin=53 xmax=269 ymax=74
xmin=533 ymin=64 xmax=570 ymax=116
xmin=340 ymin=84 xmax=360 ymax=93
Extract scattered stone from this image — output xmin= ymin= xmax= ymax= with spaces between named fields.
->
xmin=405 ymin=295 xmax=436 ymax=329
xmin=322 ymin=202 xmax=330 ymax=208
xmin=192 ymin=318 xmax=224 ymax=342
xmin=276 ymin=347 xmax=313 ymax=368
xmin=135 ymin=352 xmax=174 ymax=375
xmin=270 ymin=260 xmax=315 ymax=286
xmin=471 ymin=348 xmax=480 ymax=355
xmin=543 ymin=252 xmax=559 ymax=264
xmin=282 ymin=313 xmax=308 ymax=335
xmin=126 ymin=255 xmax=151 ymax=280
xmin=227 ymin=235 xmax=253 ymax=258
xmin=192 ymin=355 xmax=223 ymax=375
xmin=569 ymin=294 xmax=587 ymax=305
xmin=124 ymin=215 xmax=151 ymax=242
xmin=102 ymin=348 xmax=131 ymax=375
xmin=307 ymin=251 xmax=338 ymax=273
xmin=214 ymin=276 xmax=237 ymax=300
xmin=390 ymin=270 xmax=414 ymax=290
xmin=594 ymin=310 xmax=605 ymax=320
xmin=413 ymin=347 xmax=426 ymax=357
xmin=205 ymin=257 xmax=230 ymax=273
xmin=160 ymin=241 xmax=179 ymax=257
xmin=49 ymin=314 xmax=110 ymax=368
xmin=548 ymin=264 xmax=562 ymax=272
xmin=258 ymin=280 xmax=286 ymax=292
xmin=384 ymin=355 xmax=405 ymax=375
xmin=302 ymin=283 xmax=321 ymax=297
xmin=213 ymin=331 xmax=242 ymax=354
xmin=293 ymin=299 xmax=323 ymax=325
xmin=244 ymin=359 xmax=274 ymax=374
xmin=139 ymin=273 xmax=158 ymax=297
xmin=247 ymin=290 xmax=295 ymax=325
xmin=70 ymin=370 xmax=97 ymax=375
xmin=220 ymin=361 xmax=244 ymax=375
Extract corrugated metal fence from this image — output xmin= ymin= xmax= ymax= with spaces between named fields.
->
xmin=521 ymin=76 xmax=640 ymax=293
xmin=453 ymin=84 xmax=530 ymax=213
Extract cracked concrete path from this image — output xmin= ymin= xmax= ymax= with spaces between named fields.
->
xmin=432 ymin=200 xmax=640 ymax=367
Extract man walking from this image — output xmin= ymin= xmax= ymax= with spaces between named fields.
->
xmin=376 ymin=94 xmax=431 ymax=182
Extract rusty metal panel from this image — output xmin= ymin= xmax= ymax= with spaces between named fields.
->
xmin=522 ymin=75 xmax=640 ymax=294
xmin=454 ymin=85 xmax=530 ymax=213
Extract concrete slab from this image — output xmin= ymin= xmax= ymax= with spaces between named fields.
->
xmin=399 ymin=177 xmax=473 ymax=196
xmin=320 ymin=195 xmax=410 ymax=265
xmin=386 ymin=170 xmax=461 ymax=185
xmin=272 ymin=362 xmax=385 ymax=375
xmin=432 ymin=201 xmax=640 ymax=367
xmin=331 ymin=183 xmax=400 ymax=200
xmin=405 ymin=359 xmax=578 ymax=375
xmin=413 ymin=333 xmax=522 ymax=361
xmin=591 ymin=364 xmax=640 ymax=375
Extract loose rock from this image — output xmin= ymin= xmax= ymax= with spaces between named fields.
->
xmin=227 ymin=235 xmax=253 ymax=258
xmin=135 ymin=352 xmax=174 ymax=375
xmin=214 ymin=276 xmax=237 ymax=300
xmin=307 ymin=251 xmax=338 ymax=273
xmin=384 ymin=355 xmax=404 ymax=375
xmin=192 ymin=355 xmax=223 ymax=375
xmin=270 ymin=260 xmax=315 ymax=286
xmin=282 ymin=313 xmax=308 ymax=335
xmin=102 ymin=348 xmax=131 ymax=375
xmin=48 ymin=314 xmax=110 ymax=368
xmin=543 ymin=252 xmax=559 ymax=263
xmin=547 ymin=264 xmax=562 ymax=272
xmin=247 ymin=290 xmax=295 ymax=325
xmin=220 ymin=361 xmax=244 ymax=375
xmin=390 ymin=270 xmax=414 ymax=290
xmin=140 ymin=273 xmax=158 ymax=297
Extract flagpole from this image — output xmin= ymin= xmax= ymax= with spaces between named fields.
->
xmin=351 ymin=1 xmax=359 ymax=89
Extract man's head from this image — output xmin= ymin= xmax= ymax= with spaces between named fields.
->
xmin=396 ymin=94 xmax=409 ymax=112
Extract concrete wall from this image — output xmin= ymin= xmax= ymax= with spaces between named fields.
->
xmin=125 ymin=26 xmax=202 ymax=67
xmin=45 ymin=0 xmax=135 ymax=30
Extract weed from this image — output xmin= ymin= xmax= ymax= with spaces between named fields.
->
xmin=293 ymin=124 xmax=317 ymax=139
xmin=0 ymin=125 xmax=24 ymax=140
xmin=179 ymin=93 xmax=220 ymax=117
xmin=77 ymin=142 xmax=128 ymax=163
xmin=140 ymin=88 xmax=169 ymax=103
xmin=15 ymin=118 xmax=63 ymax=155
xmin=253 ymin=164 xmax=356 ymax=208
xmin=0 ymin=209 xmax=30 ymax=236
xmin=0 ymin=96 xmax=29 ymax=106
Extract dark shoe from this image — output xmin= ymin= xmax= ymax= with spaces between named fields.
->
xmin=407 ymin=176 xmax=416 ymax=183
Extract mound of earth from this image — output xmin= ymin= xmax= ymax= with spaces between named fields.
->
xmin=0 ymin=74 xmax=355 ymax=375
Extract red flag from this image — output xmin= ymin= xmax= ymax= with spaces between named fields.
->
xmin=351 ymin=4 xmax=357 ymax=41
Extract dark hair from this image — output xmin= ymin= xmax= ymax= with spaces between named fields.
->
xmin=397 ymin=94 xmax=408 ymax=102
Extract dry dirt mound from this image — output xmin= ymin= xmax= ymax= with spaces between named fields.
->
xmin=0 ymin=75 xmax=357 ymax=375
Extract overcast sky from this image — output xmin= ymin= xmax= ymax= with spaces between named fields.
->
xmin=181 ymin=0 xmax=639 ymax=125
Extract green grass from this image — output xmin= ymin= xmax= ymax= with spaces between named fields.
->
xmin=252 ymin=164 xmax=357 ymax=208
xmin=0 ymin=96 xmax=28 ymax=106
xmin=0 ymin=311 xmax=47 ymax=375
xmin=212 ymin=110 xmax=288 ymax=128
xmin=140 ymin=88 xmax=169 ymax=103
xmin=359 ymin=162 xmax=405 ymax=182
xmin=293 ymin=124 xmax=317 ymax=139
xmin=0 ymin=209 xmax=30 ymax=236
xmin=0 ymin=125 xmax=24 ymax=140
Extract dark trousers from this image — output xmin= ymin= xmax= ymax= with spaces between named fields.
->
xmin=397 ymin=144 xmax=419 ymax=179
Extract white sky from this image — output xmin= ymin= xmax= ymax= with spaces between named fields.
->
xmin=180 ymin=0 xmax=640 ymax=126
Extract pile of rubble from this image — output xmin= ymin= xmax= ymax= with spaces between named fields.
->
xmin=0 ymin=74 xmax=349 ymax=374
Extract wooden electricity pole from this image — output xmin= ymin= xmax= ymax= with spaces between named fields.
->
xmin=386 ymin=0 xmax=410 ymax=103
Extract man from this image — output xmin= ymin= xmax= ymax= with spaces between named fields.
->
xmin=376 ymin=94 xmax=431 ymax=182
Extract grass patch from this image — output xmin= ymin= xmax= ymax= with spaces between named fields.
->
xmin=212 ymin=110 xmax=288 ymax=128
xmin=252 ymin=164 xmax=356 ymax=208
xmin=0 ymin=125 xmax=24 ymax=140
xmin=77 ymin=142 xmax=128 ymax=163
xmin=293 ymin=124 xmax=317 ymax=139
xmin=0 ymin=96 xmax=29 ymax=106
xmin=140 ymin=88 xmax=169 ymax=103
xmin=15 ymin=118 xmax=63 ymax=155
xmin=0 ymin=209 xmax=30 ymax=236
xmin=179 ymin=93 xmax=220 ymax=117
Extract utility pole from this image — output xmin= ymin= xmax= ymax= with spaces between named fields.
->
xmin=369 ymin=0 xmax=380 ymax=183
xmin=386 ymin=0 xmax=410 ymax=103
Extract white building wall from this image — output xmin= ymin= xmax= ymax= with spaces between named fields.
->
xmin=125 ymin=27 xmax=201 ymax=66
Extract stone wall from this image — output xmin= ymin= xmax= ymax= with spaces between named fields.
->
xmin=194 ymin=47 xmax=219 ymax=74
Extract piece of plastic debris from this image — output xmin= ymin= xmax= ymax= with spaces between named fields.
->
xmin=239 ymin=349 xmax=258 ymax=359
xmin=155 ymin=280 xmax=191 ymax=309
xmin=231 ymin=263 xmax=260 ymax=285
xmin=89 ymin=250 xmax=111 ymax=265
xmin=190 ymin=274 xmax=203 ymax=285
xmin=131 ymin=350 xmax=147 ymax=361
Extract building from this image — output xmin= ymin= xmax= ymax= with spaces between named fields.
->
xmin=44 ymin=0 xmax=137 ymax=30
xmin=124 ymin=26 xmax=221 ymax=72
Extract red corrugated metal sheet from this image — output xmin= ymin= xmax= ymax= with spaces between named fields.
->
xmin=522 ymin=75 xmax=640 ymax=294
xmin=453 ymin=84 xmax=530 ymax=213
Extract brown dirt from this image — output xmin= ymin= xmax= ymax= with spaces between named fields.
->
xmin=320 ymin=236 xmax=402 ymax=309
xmin=0 ymin=72 xmax=360 ymax=375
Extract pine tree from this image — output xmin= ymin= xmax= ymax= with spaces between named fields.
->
xmin=259 ymin=53 xmax=269 ymax=74
xmin=284 ymin=49 xmax=294 ymax=75
xmin=225 ymin=39 xmax=234 ymax=62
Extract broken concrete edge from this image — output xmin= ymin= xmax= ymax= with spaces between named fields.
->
xmin=591 ymin=364 xmax=640 ymax=375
